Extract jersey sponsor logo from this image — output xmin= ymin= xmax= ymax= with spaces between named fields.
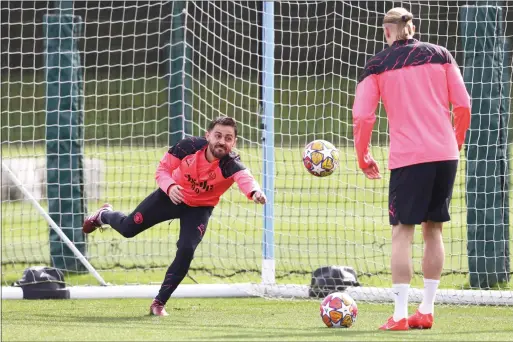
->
xmin=185 ymin=174 xmax=214 ymax=194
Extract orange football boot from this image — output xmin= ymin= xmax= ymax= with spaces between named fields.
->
xmin=408 ymin=310 xmax=434 ymax=329
xmin=379 ymin=316 xmax=409 ymax=331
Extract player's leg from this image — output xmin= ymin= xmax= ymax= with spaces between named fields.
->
xmin=421 ymin=221 xmax=445 ymax=280
xmin=380 ymin=162 xmax=436 ymax=331
xmin=390 ymin=223 xmax=415 ymax=319
xmin=150 ymin=205 xmax=214 ymax=316
xmin=405 ymin=220 xmax=443 ymax=330
xmin=409 ymin=160 xmax=458 ymax=328
xmin=83 ymin=189 xmax=182 ymax=238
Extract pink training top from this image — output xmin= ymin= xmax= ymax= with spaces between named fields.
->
xmin=155 ymin=137 xmax=261 ymax=207
xmin=352 ymin=38 xmax=471 ymax=170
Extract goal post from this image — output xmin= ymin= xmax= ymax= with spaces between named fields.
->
xmin=167 ymin=0 xmax=192 ymax=146
xmin=44 ymin=5 xmax=88 ymax=272
xmin=261 ymin=0 xmax=276 ymax=286
xmin=460 ymin=4 xmax=511 ymax=289
xmin=1 ymin=1 xmax=512 ymax=305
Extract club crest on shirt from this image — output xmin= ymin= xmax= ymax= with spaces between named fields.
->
xmin=208 ymin=171 xmax=216 ymax=180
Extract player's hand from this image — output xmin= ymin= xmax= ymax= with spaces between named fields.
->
xmin=252 ymin=191 xmax=267 ymax=204
xmin=168 ymin=184 xmax=184 ymax=204
xmin=362 ymin=161 xmax=381 ymax=180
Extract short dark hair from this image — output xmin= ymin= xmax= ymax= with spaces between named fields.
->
xmin=207 ymin=116 xmax=238 ymax=137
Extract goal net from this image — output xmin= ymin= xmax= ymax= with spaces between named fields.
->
xmin=1 ymin=1 xmax=512 ymax=305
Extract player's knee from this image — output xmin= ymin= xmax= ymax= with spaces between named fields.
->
xmin=422 ymin=222 xmax=443 ymax=243
xmin=120 ymin=225 xmax=140 ymax=238
xmin=392 ymin=224 xmax=415 ymax=241
xmin=177 ymin=245 xmax=195 ymax=256
xmin=176 ymin=245 xmax=196 ymax=261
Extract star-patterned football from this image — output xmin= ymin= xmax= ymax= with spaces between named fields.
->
xmin=320 ymin=292 xmax=358 ymax=328
xmin=302 ymin=139 xmax=340 ymax=177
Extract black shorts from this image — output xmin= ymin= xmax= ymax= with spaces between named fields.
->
xmin=388 ymin=160 xmax=458 ymax=225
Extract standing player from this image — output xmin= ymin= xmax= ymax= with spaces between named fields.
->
xmin=82 ymin=116 xmax=267 ymax=316
xmin=352 ymin=7 xmax=471 ymax=330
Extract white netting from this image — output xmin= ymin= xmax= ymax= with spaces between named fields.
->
xmin=1 ymin=1 xmax=511 ymax=304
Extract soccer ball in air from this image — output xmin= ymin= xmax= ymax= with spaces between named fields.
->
xmin=320 ymin=292 xmax=358 ymax=328
xmin=302 ymin=140 xmax=340 ymax=177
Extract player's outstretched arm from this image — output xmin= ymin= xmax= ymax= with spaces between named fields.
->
xmin=155 ymin=150 xmax=181 ymax=196
xmin=233 ymin=169 xmax=266 ymax=204
xmin=446 ymin=59 xmax=471 ymax=150
xmin=352 ymin=73 xmax=381 ymax=179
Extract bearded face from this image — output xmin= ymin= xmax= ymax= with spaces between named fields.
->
xmin=206 ymin=124 xmax=236 ymax=159
xmin=209 ymin=140 xmax=228 ymax=159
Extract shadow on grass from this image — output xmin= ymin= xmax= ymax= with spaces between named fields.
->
xmin=209 ymin=327 xmax=513 ymax=341
xmin=30 ymin=313 xmax=155 ymax=323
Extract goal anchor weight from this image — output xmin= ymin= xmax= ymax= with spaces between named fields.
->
xmin=13 ymin=266 xmax=70 ymax=300
xmin=309 ymin=266 xmax=361 ymax=298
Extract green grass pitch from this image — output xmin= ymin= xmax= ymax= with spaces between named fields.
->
xmin=2 ymin=298 xmax=513 ymax=341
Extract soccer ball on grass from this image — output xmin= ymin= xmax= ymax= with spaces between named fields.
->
xmin=302 ymin=139 xmax=340 ymax=177
xmin=320 ymin=292 xmax=358 ymax=328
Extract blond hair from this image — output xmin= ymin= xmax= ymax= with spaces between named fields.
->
xmin=383 ymin=7 xmax=414 ymax=40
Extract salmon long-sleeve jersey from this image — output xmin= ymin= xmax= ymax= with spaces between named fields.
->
xmin=352 ymin=38 xmax=471 ymax=170
xmin=155 ymin=137 xmax=262 ymax=207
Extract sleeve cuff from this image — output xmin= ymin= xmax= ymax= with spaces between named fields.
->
xmin=358 ymin=153 xmax=374 ymax=169
xmin=248 ymin=188 xmax=261 ymax=200
xmin=160 ymin=179 xmax=176 ymax=195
